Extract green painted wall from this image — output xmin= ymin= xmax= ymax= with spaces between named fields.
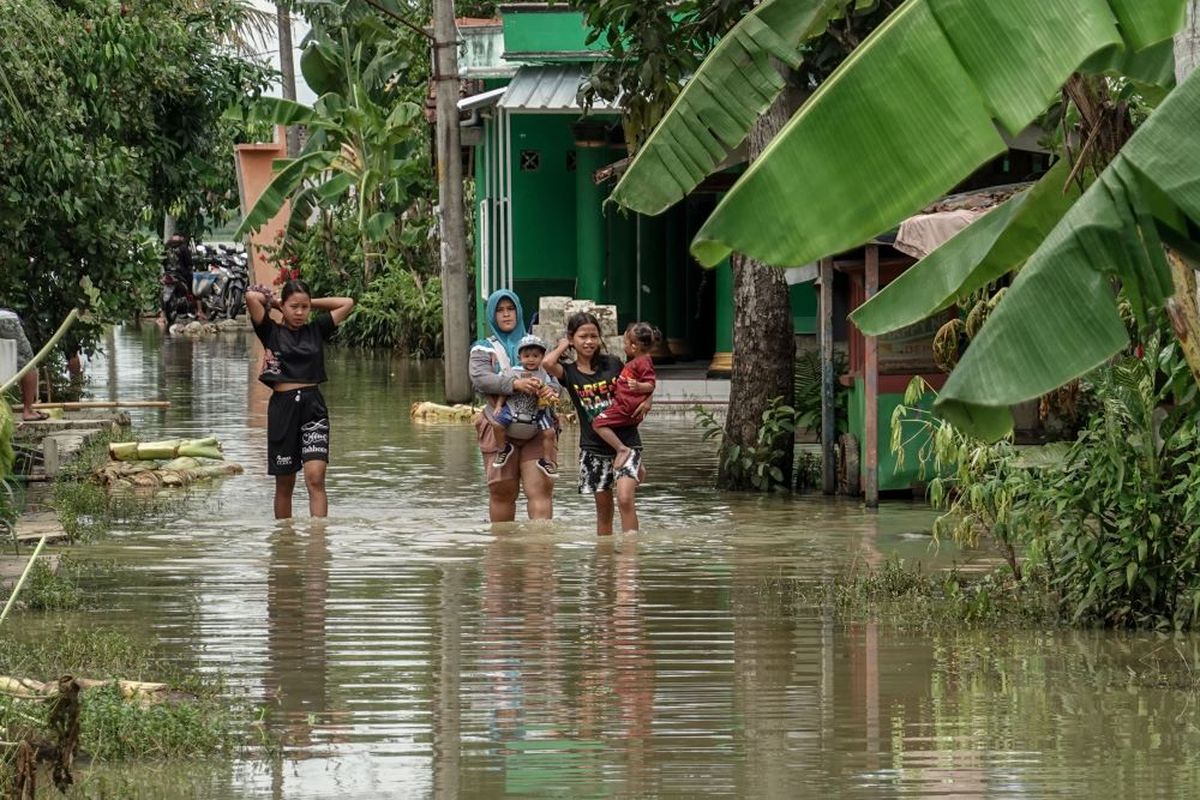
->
xmin=510 ymin=115 xmax=580 ymax=311
xmin=605 ymin=204 xmax=639 ymax=327
xmin=502 ymin=9 xmax=605 ymax=60
xmin=847 ymin=378 xmax=935 ymax=492
xmin=638 ymin=212 xmax=668 ymax=332
xmin=790 ymin=282 xmax=817 ymax=335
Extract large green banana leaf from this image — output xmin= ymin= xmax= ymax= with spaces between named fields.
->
xmin=225 ymin=96 xmax=318 ymax=127
xmin=935 ymin=67 xmax=1200 ymax=441
xmin=234 ymin=151 xmax=337 ymax=239
xmin=609 ymin=0 xmax=841 ymax=216
xmin=690 ymin=0 xmax=1187 ymax=268
xmin=850 ymin=157 xmax=1081 ymax=336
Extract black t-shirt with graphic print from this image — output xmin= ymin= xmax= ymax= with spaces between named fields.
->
xmin=253 ymin=312 xmax=336 ymax=386
xmin=561 ymin=353 xmax=642 ymax=454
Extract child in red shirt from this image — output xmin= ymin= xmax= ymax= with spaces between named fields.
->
xmin=592 ymin=322 xmax=659 ymax=469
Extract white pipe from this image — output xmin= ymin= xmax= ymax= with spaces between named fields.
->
xmin=484 ymin=116 xmax=493 ymax=303
xmin=504 ymin=108 xmax=514 ymax=290
xmin=480 ymin=199 xmax=490 ymax=301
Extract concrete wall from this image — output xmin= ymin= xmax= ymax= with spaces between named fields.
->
xmin=235 ymin=127 xmax=292 ymax=288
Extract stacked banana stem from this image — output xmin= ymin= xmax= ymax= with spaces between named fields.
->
xmin=97 ymin=438 xmax=242 ymax=488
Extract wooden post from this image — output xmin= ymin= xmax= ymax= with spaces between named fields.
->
xmin=434 ymin=0 xmax=472 ymax=403
xmin=277 ymin=5 xmax=301 ymax=158
xmin=819 ymin=257 xmax=836 ymax=495
xmin=864 ymin=245 xmax=880 ymax=508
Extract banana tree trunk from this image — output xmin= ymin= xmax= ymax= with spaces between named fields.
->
xmin=1166 ymin=248 xmax=1200 ymax=385
xmin=1177 ymin=1 xmax=1200 ymax=83
xmin=717 ymin=84 xmax=798 ymax=491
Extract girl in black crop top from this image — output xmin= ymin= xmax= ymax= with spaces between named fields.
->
xmin=247 ymin=279 xmax=354 ymax=520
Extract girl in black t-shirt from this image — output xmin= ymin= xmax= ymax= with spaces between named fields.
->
xmin=247 ymin=280 xmax=354 ymax=519
xmin=544 ymin=312 xmax=653 ymax=534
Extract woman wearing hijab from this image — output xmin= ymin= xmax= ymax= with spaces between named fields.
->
xmin=470 ymin=290 xmax=558 ymax=522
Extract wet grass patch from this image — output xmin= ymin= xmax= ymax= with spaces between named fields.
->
xmin=0 ymin=626 xmax=265 ymax=791
xmin=790 ymin=558 xmax=1064 ymax=630
xmin=0 ymin=555 xmax=87 ymax=612
xmin=49 ymin=480 xmax=172 ymax=543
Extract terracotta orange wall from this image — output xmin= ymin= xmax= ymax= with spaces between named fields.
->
xmin=235 ymin=126 xmax=292 ymax=288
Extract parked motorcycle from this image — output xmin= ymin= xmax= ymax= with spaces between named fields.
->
xmin=191 ymin=244 xmax=226 ymax=320
xmin=219 ymin=244 xmax=249 ymax=320
xmin=162 ymin=241 xmax=251 ymax=325
xmin=160 ymin=271 xmax=191 ymax=327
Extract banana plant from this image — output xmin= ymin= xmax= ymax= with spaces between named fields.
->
xmin=610 ymin=0 xmax=859 ymax=216
xmin=615 ymin=0 xmax=1193 ymax=440
xmin=233 ymin=26 xmax=424 ymax=277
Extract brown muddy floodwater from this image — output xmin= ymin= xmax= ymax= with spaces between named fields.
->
xmin=18 ymin=326 xmax=1200 ymax=798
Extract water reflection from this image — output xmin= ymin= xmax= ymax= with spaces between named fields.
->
xmin=266 ymin=521 xmax=330 ymax=750
xmin=35 ymin=326 xmax=1200 ymax=798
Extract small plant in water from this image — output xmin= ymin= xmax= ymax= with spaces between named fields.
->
xmin=695 ymin=396 xmax=797 ymax=491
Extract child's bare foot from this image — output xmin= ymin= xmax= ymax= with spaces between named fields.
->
xmin=613 ymin=447 xmax=632 ymax=470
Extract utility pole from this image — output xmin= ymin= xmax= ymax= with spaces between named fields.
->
xmin=434 ymin=0 xmax=471 ymax=403
xmin=277 ymin=3 xmax=301 ymax=157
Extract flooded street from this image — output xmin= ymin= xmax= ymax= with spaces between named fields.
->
xmin=36 ymin=327 xmax=1200 ymax=797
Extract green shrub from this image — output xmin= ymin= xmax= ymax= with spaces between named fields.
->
xmin=893 ymin=325 xmax=1200 ymax=630
xmin=1037 ymin=336 xmax=1200 ymax=629
xmin=266 ymin=208 xmax=446 ymax=356
xmin=794 ymin=349 xmax=848 ymax=439
xmin=696 ymin=396 xmax=797 ymax=491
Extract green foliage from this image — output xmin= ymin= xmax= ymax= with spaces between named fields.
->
xmin=574 ymin=0 xmax=899 ymax=155
xmin=265 ymin=208 xmax=445 ymax=355
xmin=0 ymin=0 xmax=271 ymax=353
xmin=1039 ymin=336 xmax=1200 ymax=629
xmin=792 ymin=559 xmax=1063 ymax=630
xmin=894 ymin=324 xmax=1200 ymax=630
xmin=696 ymin=396 xmax=797 ymax=491
xmin=235 ymin=5 xmax=430 ymax=280
xmin=79 ymin=683 xmax=238 ymax=761
xmin=0 ymin=404 xmax=15 ymax=533
xmin=0 ymin=628 xmax=243 ymax=784
xmin=793 ymin=349 xmax=848 ymax=439
xmin=1 ymin=557 xmax=87 ymax=613
xmin=891 ymin=376 xmax=1043 ymax=580
xmin=50 ymin=480 xmax=170 ymax=544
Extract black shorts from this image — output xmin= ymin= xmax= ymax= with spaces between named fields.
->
xmin=267 ymin=387 xmax=330 ymax=475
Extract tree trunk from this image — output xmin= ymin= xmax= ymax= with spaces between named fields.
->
xmin=277 ymin=3 xmax=301 ymax=158
xmin=717 ymin=87 xmax=797 ymax=491
xmin=1177 ymin=1 xmax=1200 ymax=84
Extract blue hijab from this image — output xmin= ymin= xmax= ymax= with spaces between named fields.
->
xmin=473 ymin=289 xmax=527 ymax=369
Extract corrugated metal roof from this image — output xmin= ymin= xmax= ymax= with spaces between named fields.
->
xmin=497 ymin=65 xmax=620 ymax=112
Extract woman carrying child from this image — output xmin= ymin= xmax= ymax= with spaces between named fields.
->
xmin=544 ymin=314 xmax=655 ymax=535
xmin=246 ymin=280 xmax=355 ymax=519
xmin=470 ymin=290 xmax=559 ymax=523
xmin=488 ymin=333 xmax=560 ymax=476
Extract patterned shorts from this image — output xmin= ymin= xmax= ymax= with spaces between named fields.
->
xmin=0 ymin=314 xmax=34 ymax=368
xmin=578 ymin=448 xmax=642 ymax=495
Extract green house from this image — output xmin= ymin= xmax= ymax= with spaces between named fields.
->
xmin=455 ymin=6 xmax=817 ymax=371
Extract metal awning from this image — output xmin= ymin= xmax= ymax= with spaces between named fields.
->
xmin=497 ymin=64 xmax=621 ymax=113
xmin=457 ymin=87 xmax=507 ymax=113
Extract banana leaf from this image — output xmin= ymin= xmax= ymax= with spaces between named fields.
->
xmin=690 ymin=0 xmax=1188 ymax=268
xmin=227 ymin=95 xmax=319 ymax=127
xmin=609 ymin=0 xmax=842 ymax=216
xmin=850 ymin=157 xmax=1081 ymax=336
xmin=234 ymin=151 xmax=337 ymax=239
xmin=935 ymin=68 xmax=1200 ymax=441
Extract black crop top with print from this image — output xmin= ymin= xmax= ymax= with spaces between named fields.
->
xmin=253 ymin=312 xmax=337 ymax=386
